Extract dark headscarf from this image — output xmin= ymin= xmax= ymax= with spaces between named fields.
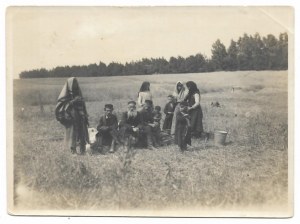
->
xmin=57 ymin=77 xmax=83 ymax=102
xmin=55 ymin=77 xmax=88 ymax=126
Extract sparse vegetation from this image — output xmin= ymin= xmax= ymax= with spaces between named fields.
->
xmin=13 ymin=70 xmax=288 ymax=214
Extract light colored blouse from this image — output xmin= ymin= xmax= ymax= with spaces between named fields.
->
xmin=137 ymin=91 xmax=153 ymax=107
xmin=190 ymin=93 xmax=200 ymax=109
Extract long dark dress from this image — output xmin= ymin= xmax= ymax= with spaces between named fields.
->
xmin=163 ymin=102 xmax=175 ymax=131
xmin=174 ymin=112 xmax=191 ymax=150
xmin=186 ymin=93 xmax=203 ymax=137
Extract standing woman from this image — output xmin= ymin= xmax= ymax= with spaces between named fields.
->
xmin=170 ymin=81 xmax=188 ymax=135
xmin=185 ymin=81 xmax=203 ymax=138
xmin=55 ymin=77 xmax=89 ymax=154
xmin=137 ymin=81 xmax=153 ymax=110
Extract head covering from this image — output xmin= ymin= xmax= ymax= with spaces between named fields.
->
xmin=105 ymin=104 xmax=114 ymax=110
xmin=57 ymin=77 xmax=83 ymax=102
xmin=128 ymin=100 xmax=136 ymax=105
xmin=173 ymin=81 xmax=188 ymax=102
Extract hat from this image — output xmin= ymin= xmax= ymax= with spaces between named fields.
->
xmin=105 ymin=104 xmax=114 ymax=110
xmin=128 ymin=101 xmax=136 ymax=105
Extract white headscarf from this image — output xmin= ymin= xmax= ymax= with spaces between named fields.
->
xmin=173 ymin=81 xmax=188 ymax=103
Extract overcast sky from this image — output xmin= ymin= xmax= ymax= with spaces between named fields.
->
xmin=6 ymin=6 xmax=293 ymax=78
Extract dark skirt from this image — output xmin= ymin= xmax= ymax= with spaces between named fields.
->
xmin=189 ymin=105 xmax=203 ymax=136
xmin=174 ymin=117 xmax=191 ymax=148
xmin=163 ymin=114 xmax=173 ymax=130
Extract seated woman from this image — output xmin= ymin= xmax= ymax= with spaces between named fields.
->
xmin=55 ymin=77 xmax=89 ymax=155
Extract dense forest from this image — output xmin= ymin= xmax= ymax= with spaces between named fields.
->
xmin=19 ymin=32 xmax=288 ymax=79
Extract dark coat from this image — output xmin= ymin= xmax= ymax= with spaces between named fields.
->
xmin=163 ymin=102 xmax=175 ymax=130
xmin=97 ymin=114 xmax=118 ymax=131
xmin=119 ymin=111 xmax=143 ymax=135
xmin=139 ymin=109 xmax=154 ymax=125
xmin=96 ymin=114 xmax=119 ymax=146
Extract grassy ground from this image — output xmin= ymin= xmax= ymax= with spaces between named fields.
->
xmin=12 ymin=71 xmax=289 ymax=214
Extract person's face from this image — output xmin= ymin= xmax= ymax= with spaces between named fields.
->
xmin=143 ymin=104 xmax=150 ymax=111
xmin=105 ymin=108 xmax=113 ymax=116
xmin=177 ymin=84 xmax=183 ymax=92
xmin=168 ymin=97 xmax=173 ymax=103
xmin=128 ymin=103 xmax=136 ymax=112
xmin=72 ymin=79 xmax=80 ymax=96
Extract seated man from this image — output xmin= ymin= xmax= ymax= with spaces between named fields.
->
xmin=94 ymin=104 xmax=121 ymax=153
xmin=139 ymin=100 xmax=157 ymax=150
xmin=119 ymin=101 xmax=143 ymax=152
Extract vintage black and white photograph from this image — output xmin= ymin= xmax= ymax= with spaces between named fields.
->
xmin=6 ymin=6 xmax=294 ymax=216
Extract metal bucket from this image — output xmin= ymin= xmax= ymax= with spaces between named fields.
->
xmin=214 ymin=130 xmax=227 ymax=146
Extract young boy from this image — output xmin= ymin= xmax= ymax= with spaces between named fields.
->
xmin=163 ymin=95 xmax=176 ymax=133
xmin=94 ymin=104 xmax=122 ymax=153
xmin=152 ymin=106 xmax=162 ymax=146
xmin=174 ymin=101 xmax=191 ymax=152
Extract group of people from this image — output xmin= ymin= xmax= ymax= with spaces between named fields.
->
xmin=55 ymin=77 xmax=204 ymax=155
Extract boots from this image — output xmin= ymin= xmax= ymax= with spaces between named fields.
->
xmin=147 ymin=133 xmax=157 ymax=150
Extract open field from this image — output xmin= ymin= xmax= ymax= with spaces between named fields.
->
xmin=12 ymin=71 xmax=289 ymax=215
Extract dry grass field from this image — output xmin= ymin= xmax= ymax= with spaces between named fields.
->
xmin=12 ymin=70 xmax=289 ymax=215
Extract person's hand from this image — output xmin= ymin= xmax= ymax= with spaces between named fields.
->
xmin=187 ymin=107 xmax=192 ymax=111
xmin=132 ymin=127 xmax=139 ymax=132
xmin=168 ymin=112 xmax=174 ymax=114
xmin=148 ymin=123 xmax=155 ymax=128
xmin=70 ymin=96 xmax=82 ymax=105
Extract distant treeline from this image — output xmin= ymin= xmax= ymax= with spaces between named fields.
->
xmin=19 ymin=32 xmax=288 ymax=79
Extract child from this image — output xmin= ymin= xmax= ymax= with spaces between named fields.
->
xmin=174 ymin=101 xmax=191 ymax=152
xmin=152 ymin=106 xmax=162 ymax=146
xmin=153 ymin=106 xmax=162 ymax=127
xmin=163 ymin=95 xmax=176 ymax=133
